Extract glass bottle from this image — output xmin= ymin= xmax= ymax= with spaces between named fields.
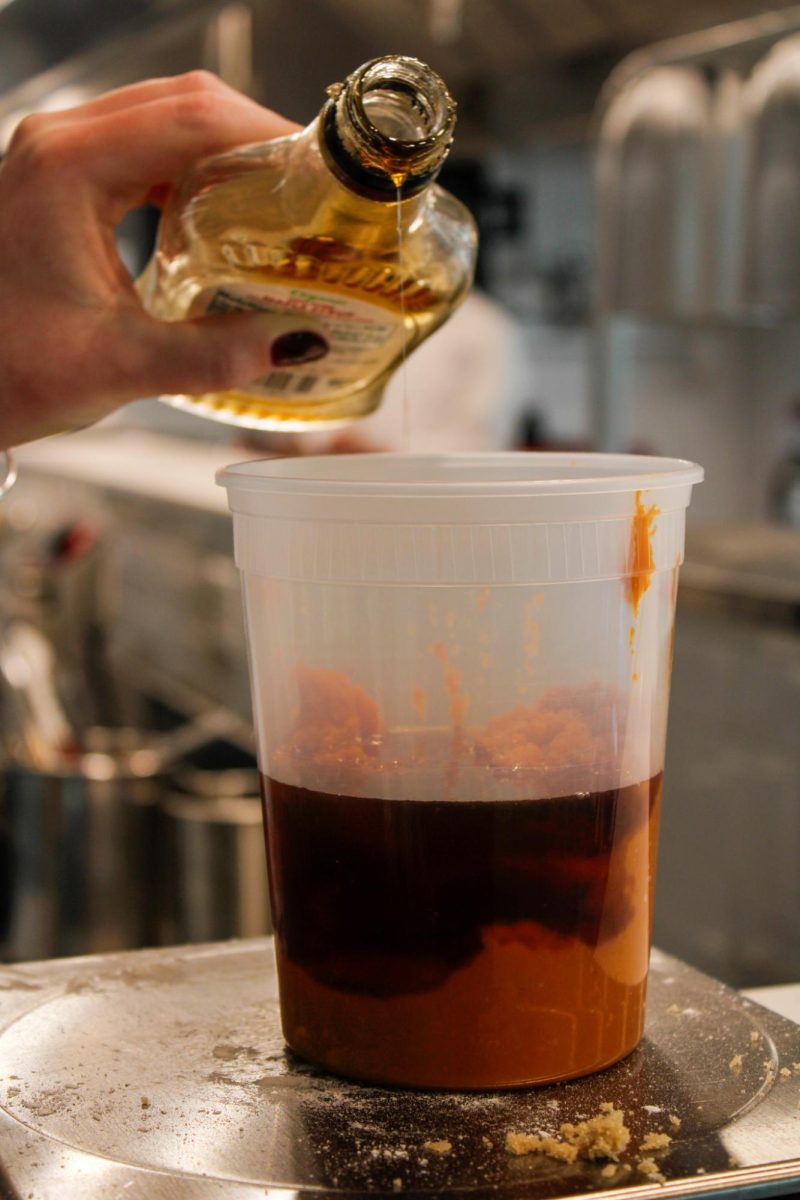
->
xmin=138 ymin=56 xmax=478 ymax=430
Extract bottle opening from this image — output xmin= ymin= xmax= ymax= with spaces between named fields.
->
xmin=358 ymin=59 xmax=451 ymax=144
xmin=322 ymin=55 xmax=457 ymax=198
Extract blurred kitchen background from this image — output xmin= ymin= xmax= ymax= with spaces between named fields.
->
xmin=0 ymin=0 xmax=799 ymax=987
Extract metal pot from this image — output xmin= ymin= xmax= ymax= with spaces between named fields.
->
xmin=159 ymin=767 xmax=271 ymax=946
xmin=0 ymin=728 xmax=161 ymax=962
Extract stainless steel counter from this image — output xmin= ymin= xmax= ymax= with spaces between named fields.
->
xmin=1 ymin=939 xmax=799 ymax=1199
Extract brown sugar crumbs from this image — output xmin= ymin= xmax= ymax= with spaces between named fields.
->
xmin=506 ymin=1102 xmax=631 ymax=1165
xmin=640 ymin=1131 xmax=671 ymax=1151
xmin=506 ymin=1132 xmax=578 ymax=1164
xmin=638 ymin=1156 xmax=666 ymax=1183
xmin=422 ymin=1139 xmax=452 ymax=1155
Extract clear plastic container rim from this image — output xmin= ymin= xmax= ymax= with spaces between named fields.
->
xmin=217 ymin=451 xmax=704 ymax=499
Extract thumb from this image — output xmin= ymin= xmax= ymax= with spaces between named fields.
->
xmin=126 ymin=311 xmax=329 ymax=398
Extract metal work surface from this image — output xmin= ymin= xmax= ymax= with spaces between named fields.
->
xmin=0 ymin=940 xmax=799 ymax=1199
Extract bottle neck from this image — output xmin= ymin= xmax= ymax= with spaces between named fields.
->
xmin=319 ymin=56 xmax=456 ymax=201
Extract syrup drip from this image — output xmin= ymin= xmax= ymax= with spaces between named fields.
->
xmin=395 ymin=185 xmax=411 ymax=451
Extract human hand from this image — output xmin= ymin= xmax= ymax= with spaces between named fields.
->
xmin=0 ymin=72 xmax=320 ymax=449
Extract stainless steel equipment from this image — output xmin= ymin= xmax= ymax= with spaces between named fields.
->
xmin=596 ymin=6 xmax=800 ymax=325
xmin=1 ymin=728 xmax=161 ymax=961
xmin=0 ymin=706 xmax=256 ymax=961
xmin=160 ymin=765 xmax=270 ymax=945
xmin=0 ymin=940 xmax=798 ymax=1198
xmin=594 ymin=8 xmax=800 ymax=531
xmin=0 ymin=440 xmax=263 ymax=960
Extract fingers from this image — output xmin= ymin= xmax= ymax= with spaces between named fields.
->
xmin=37 ymin=71 xmax=261 ymax=124
xmin=121 ymin=310 xmax=329 ymax=399
xmin=6 ymin=76 xmax=300 ymax=223
xmin=65 ymin=92 xmax=299 ymax=219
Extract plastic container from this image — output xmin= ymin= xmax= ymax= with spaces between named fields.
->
xmin=217 ymin=452 xmax=703 ymax=1089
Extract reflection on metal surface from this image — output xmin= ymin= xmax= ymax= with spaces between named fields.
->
xmin=0 ymin=941 xmax=798 ymax=1198
xmin=596 ymin=7 xmax=800 ymax=322
xmin=596 ymin=67 xmax=712 ymax=320
xmin=744 ymin=34 xmax=800 ymax=317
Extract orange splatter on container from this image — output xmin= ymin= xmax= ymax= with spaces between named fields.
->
xmin=626 ymin=491 xmax=660 ymax=616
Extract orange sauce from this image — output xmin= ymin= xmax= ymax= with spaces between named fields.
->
xmin=626 ymin=491 xmax=660 ymax=616
xmin=431 ymin=640 xmax=469 ymax=740
xmin=266 ymin=672 xmax=661 ymax=1087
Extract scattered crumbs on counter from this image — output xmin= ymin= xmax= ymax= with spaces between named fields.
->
xmin=140 ymin=1096 xmax=150 ymax=1109
xmin=637 ymin=1157 xmax=666 ymax=1183
xmin=750 ymin=1030 xmax=760 ymax=1045
xmin=793 ymin=1062 xmax=800 ymax=1074
xmin=729 ymin=1054 xmax=743 ymax=1074
xmin=668 ymin=1114 xmax=681 ymax=1129
xmin=481 ymin=1136 xmax=493 ymax=1149
xmin=392 ymin=1178 xmax=403 ymax=1192
xmin=422 ymin=1140 xmax=452 ymax=1155
xmin=505 ymin=1132 xmax=577 ymax=1163
xmin=667 ymin=1004 xmax=682 ymax=1016
xmin=639 ymin=1132 xmax=671 ymax=1151
xmin=506 ymin=1103 xmax=630 ymax=1165
xmin=780 ymin=1067 xmax=792 ymax=1080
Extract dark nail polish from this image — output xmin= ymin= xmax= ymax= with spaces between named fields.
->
xmin=271 ymin=330 xmax=329 ymax=366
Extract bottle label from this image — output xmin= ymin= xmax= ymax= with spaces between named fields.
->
xmin=199 ymin=283 xmax=405 ymax=400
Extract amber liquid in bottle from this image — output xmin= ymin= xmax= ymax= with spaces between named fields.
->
xmin=138 ymin=56 xmax=477 ymax=430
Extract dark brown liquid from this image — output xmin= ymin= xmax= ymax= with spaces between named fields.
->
xmin=262 ymin=771 xmax=662 ymax=1088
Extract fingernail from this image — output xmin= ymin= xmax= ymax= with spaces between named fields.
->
xmin=271 ymin=330 xmax=329 ymax=366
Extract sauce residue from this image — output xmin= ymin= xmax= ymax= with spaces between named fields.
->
xmin=277 ymin=667 xmax=622 ymax=803
xmin=275 ymin=666 xmax=384 ymax=774
xmin=431 ymin=640 xmax=469 ymax=739
xmin=626 ymin=491 xmax=659 ymax=616
xmin=475 ymin=588 xmax=491 ymax=613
